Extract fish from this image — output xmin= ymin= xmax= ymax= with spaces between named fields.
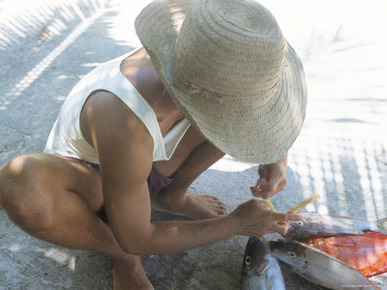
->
xmin=270 ymin=239 xmax=380 ymax=289
xmin=332 ymin=216 xmax=387 ymax=235
xmin=303 ymin=231 xmax=387 ymax=277
xmin=285 ymin=213 xmax=364 ymax=240
xmin=241 ymin=236 xmax=285 ymax=290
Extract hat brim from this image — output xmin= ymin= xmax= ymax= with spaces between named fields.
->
xmin=135 ymin=0 xmax=307 ymax=163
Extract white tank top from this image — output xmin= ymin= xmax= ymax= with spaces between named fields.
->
xmin=44 ymin=48 xmax=190 ymax=163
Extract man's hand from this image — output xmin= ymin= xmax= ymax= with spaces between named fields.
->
xmin=250 ymin=154 xmax=288 ymax=199
xmin=230 ymin=199 xmax=303 ymax=236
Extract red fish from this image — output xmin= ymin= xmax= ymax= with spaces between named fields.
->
xmin=303 ymin=232 xmax=387 ymax=277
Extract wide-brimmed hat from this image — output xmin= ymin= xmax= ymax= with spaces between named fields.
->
xmin=135 ymin=0 xmax=307 ymax=164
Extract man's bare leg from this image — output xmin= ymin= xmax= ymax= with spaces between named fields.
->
xmin=152 ymin=128 xmax=229 ymax=220
xmin=0 ymin=153 xmax=152 ymax=290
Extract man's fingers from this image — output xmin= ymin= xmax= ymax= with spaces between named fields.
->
xmin=251 ymin=186 xmax=270 ymax=199
xmin=271 ymin=222 xmax=289 ymax=236
xmin=251 ymin=178 xmax=276 ymax=199
xmin=250 ymin=179 xmax=263 ymax=196
xmin=250 ymin=186 xmax=260 ymax=197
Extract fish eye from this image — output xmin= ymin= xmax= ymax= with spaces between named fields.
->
xmin=287 ymin=251 xmax=297 ymax=258
xmin=245 ymin=256 xmax=252 ymax=266
xmin=295 ymin=221 xmax=303 ymax=226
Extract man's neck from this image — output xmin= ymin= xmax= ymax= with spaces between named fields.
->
xmin=120 ymin=48 xmax=184 ymax=136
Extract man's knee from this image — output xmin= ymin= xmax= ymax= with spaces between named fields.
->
xmin=1 ymin=154 xmax=36 ymax=194
xmin=0 ymin=154 xmax=54 ymax=231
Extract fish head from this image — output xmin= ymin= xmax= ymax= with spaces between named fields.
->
xmin=270 ymin=239 xmax=309 ymax=272
xmin=285 ymin=220 xmax=307 ymax=239
xmin=285 ymin=213 xmax=363 ymax=239
xmin=241 ymin=236 xmax=286 ymax=290
xmin=285 ymin=214 xmax=328 ymax=239
xmin=242 ymin=236 xmax=272 ymax=278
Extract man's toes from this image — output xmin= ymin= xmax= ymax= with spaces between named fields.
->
xmin=221 ymin=205 xmax=229 ymax=214
xmin=217 ymin=207 xmax=228 ymax=215
xmin=214 ymin=202 xmax=228 ymax=214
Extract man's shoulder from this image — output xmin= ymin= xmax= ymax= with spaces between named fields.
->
xmin=80 ymin=90 xmax=153 ymax=149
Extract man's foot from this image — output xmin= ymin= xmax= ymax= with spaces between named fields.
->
xmin=152 ymin=192 xmax=228 ymax=220
xmin=113 ymin=257 xmax=153 ymax=290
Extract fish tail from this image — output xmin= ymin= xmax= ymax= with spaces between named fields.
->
xmin=377 ymin=217 xmax=387 ymax=234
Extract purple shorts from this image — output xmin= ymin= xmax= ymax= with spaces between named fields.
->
xmin=147 ymin=166 xmax=173 ymax=195
xmin=73 ymin=158 xmax=171 ymax=195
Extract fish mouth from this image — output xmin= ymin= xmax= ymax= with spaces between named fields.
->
xmin=255 ymin=258 xmax=277 ymax=274
xmin=242 ymin=260 xmax=271 ymax=277
xmin=243 ymin=236 xmax=280 ymax=276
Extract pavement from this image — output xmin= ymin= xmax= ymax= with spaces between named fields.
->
xmin=0 ymin=0 xmax=386 ymax=289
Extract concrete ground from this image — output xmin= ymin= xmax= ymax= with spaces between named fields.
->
xmin=0 ymin=0 xmax=386 ymax=289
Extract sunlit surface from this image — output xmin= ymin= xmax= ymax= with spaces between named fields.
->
xmin=0 ymin=0 xmax=107 ymax=50
xmin=0 ymin=0 xmax=107 ymax=112
xmin=44 ymin=247 xmax=76 ymax=271
xmin=257 ymin=0 xmax=387 ymax=221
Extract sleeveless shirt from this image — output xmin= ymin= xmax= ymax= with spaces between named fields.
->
xmin=44 ymin=48 xmax=191 ymax=163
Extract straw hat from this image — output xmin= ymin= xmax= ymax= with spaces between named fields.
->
xmin=135 ymin=0 xmax=307 ymax=164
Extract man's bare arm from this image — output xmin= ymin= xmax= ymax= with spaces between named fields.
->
xmin=82 ymin=91 xmax=302 ymax=256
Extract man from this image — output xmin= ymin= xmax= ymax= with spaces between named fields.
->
xmin=0 ymin=0 xmax=307 ymax=289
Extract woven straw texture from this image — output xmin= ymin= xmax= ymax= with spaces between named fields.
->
xmin=135 ymin=0 xmax=307 ymax=163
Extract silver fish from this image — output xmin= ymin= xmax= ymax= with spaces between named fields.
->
xmin=241 ymin=236 xmax=285 ymax=290
xmin=270 ymin=239 xmax=380 ymax=290
xmin=285 ymin=213 xmax=363 ymax=240
xmin=332 ymin=216 xmax=387 ymax=235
